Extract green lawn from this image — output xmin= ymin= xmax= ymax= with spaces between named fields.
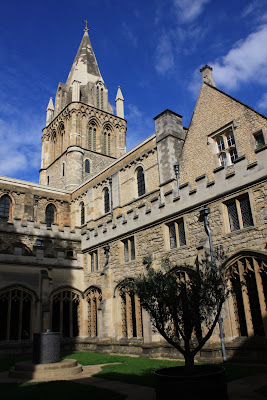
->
xmin=1 ymin=350 xmax=267 ymax=399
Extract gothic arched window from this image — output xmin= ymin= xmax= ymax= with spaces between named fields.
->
xmin=51 ymin=289 xmax=80 ymax=338
xmin=80 ymin=202 xmax=85 ymax=225
xmin=85 ymin=287 xmax=102 ymax=337
xmin=228 ymin=254 xmax=267 ymax=337
xmin=0 ymin=195 xmax=11 ymax=219
xmin=45 ymin=204 xmax=56 ymax=227
xmin=88 ymin=122 xmax=97 ymax=151
xmin=0 ymin=287 xmax=35 ymax=341
xmin=104 ymin=188 xmax=110 ymax=214
xmin=85 ymin=159 xmax=90 ymax=174
xmin=119 ymin=286 xmax=143 ymax=339
xmin=137 ymin=167 xmax=146 ymax=197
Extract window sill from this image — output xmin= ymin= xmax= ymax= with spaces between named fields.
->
xmin=255 ymin=144 xmax=267 ymax=153
xmin=225 ymin=225 xmax=255 ymax=237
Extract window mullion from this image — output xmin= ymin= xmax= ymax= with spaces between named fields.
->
xmin=236 ymin=199 xmax=244 ymax=229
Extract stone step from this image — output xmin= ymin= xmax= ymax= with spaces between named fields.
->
xmin=8 ymin=359 xmax=83 ymax=379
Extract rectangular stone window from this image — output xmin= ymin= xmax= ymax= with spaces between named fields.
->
xmin=226 ymin=194 xmax=253 ymax=232
xmin=254 ymin=130 xmax=265 ymax=150
xmin=167 ymin=218 xmax=186 ymax=249
xmin=90 ymin=250 xmax=98 ymax=272
xmin=122 ymin=237 xmax=135 ymax=263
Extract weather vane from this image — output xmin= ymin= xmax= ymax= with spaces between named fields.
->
xmin=84 ymin=20 xmax=88 ymax=32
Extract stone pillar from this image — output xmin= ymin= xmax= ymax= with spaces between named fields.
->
xmin=154 ymin=109 xmax=185 ymax=197
xmin=65 ymin=146 xmax=84 ymax=190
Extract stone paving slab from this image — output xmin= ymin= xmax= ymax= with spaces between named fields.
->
xmin=0 ymin=363 xmax=267 ymax=400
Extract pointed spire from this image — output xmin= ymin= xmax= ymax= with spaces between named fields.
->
xmin=66 ymin=24 xmax=103 ymax=87
xmin=116 ymin=86 xmax=124 ymax=119
xmin=46 ymin=97 xmax=54 ymax=126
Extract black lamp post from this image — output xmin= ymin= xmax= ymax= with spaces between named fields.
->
xmin=200 ymin=205 xmax=227 ymax=361
xmin=173 ymin=161 xmax=180 ymax=197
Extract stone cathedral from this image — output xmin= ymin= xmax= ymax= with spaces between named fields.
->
xmin=0 ymin=25 xmax=266 ymax=362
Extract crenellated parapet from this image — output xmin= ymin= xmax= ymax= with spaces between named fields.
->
xmin=81 ymin=146 xmax=267 ymax=250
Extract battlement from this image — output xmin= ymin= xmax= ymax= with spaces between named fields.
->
xmin=0 ymin=217 xmax=81 ymax=241
xmin=82 ymin=146 xmax=267 ymax=250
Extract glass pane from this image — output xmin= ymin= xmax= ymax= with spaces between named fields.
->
xmin=137 ymin=169 xmax=145 ymax=197
xmin=91 ymin=253 xmax=94 ymax=272
xmin=178 ymin=220 xmax=186 ymax=246
xmin=130 ymin=237 xmax=135 ymax=260
xmin=46 ymin=204 xmax=55 ymax=227
xmin=227 ymin=131 xmax=235 ymax=147
xmin=219 ymin=152 xmax=227 ymax=167
xmin=169 ymin=223 xmax=177 ymax=249
xmin=230 ymin=148 xmax=238 ymax=163
xmin=124 ymin=241 xmax=129 ymax=262
xmin=216 ymin=136 xmax=225 ymax=152
xmin=95 ymin=251 xmax=98 ymax=271
xmin=227 ymin=202 xmax=240 ymax=231
xmin=240 ymin=197 xmax=253 ymax=228
xmin=0 ymin=195 xmax=11 ymax=218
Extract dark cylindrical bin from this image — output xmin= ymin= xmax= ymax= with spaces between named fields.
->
xmin=32 ymin=332 xmax=60 ymax=364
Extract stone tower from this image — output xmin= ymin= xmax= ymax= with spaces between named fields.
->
xmin=40 ymin=24 xmax=127 ymax=190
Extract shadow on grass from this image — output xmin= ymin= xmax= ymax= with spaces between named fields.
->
xmin=0 ymin=381 xmax=126 ymax=400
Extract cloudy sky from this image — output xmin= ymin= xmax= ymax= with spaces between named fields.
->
xmin=1 ymin=0 xmax=267 ymax=183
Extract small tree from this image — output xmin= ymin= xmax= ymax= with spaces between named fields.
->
xmin=124 ymin=249 xmax=228 ymax=372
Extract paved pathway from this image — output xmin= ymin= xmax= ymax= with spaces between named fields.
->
xmin=0 ymin=363 xmax=267 ymax=399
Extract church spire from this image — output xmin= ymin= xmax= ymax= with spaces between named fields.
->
xmin=66 ymin=24 xmax=102 ymax=87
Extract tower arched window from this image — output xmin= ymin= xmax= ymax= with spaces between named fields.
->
xmin=80 ymin=202 xmax=85 ymax=225
xmin=104 ymin=188 xmax=110 ymax=214
xmin=45 ymin=204 xmax=56 ymax=227
xmin=101 ymin=87 xmax=104 ymax=109
xmin=0 ymin=195 xmax=11 ymax=219
xmin=137 ymin=167 xmax=146 ymax=197
xmin=103 ymin=126 xmax=111 ymax=155
xmin=85 ymin=159 xmax=90 ymax=174
xmin=88 ymin=123 xmax=97 ymax=151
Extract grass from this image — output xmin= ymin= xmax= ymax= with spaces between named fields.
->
xmin=1 ymin=350 xmax=267 ymax=399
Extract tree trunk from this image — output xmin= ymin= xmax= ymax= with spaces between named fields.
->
xmin=184 ymin=352 xmax=195 ymax=373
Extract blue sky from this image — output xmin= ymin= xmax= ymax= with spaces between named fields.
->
xmin=1 ymin=0 xmax=267 ymax=183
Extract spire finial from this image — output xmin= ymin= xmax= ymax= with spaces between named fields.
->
xmin=84 ymin=20 xmax=88 ymax=32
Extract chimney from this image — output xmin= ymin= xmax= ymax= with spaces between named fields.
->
xmin=200 ymin=65 xmax=216 ymax=87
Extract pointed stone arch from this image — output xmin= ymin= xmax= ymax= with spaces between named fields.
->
xmin=225 ymin=250 xmax=267 ymax=338
xmin=84 ymin=286 xmax=102 ymax=337
xmin=87 ymin=118 xmax=100 ymax=151
xmin=102 ymin=123 xmax=113 ymax=156
xmin=57 ymin=122 xmax=65 ymax=155
xmin=0 ymin=286 xmax=36 ymax=341
xmin=114 ymin=279 xmax=143 ymax=339
xmin=50 ymin=287 xmax=82 ymax=338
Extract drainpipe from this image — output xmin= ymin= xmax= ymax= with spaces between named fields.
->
xmin=108 ymin=176 xmax=113 ymax=219
xmin=200 ymin=205 xmax=227 ymax=361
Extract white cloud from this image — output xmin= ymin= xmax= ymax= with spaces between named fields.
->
xmin=0 ymin=112 xmax=42 ymax=181
xmin=125 ymin=104 xmax=154 ymax=151
xmin=257 ymin=92 xmax=267 ymax=111
xmin=154 ymin=33 xmax=174 ymax=74
xmin=210 ymin=24 xmax=267 ymax=90
xmin=173 ymin=0 xmax=210 ymax=23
